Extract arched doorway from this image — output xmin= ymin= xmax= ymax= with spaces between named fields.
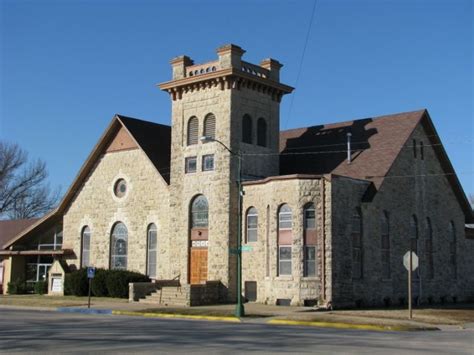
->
xmin=189 ymin=195 xmax=208 ymax=284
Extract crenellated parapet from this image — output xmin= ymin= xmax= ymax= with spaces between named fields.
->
xmin=159 ymin=44 xmax=293 ymax=102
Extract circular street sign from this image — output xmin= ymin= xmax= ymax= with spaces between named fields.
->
xmin=403 ymin=251 xmax=419 ymax=271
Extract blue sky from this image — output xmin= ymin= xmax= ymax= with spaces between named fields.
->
xmin=1 ymin=0 xmax=473 ymax=196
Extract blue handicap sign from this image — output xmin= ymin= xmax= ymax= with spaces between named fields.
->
xmin=87 ymin=267 xmax=96 ymax=279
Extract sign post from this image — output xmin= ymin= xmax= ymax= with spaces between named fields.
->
xmin=87 ymin=267 xmax=96 ymax=309
xmin=403 ymin=251 xmax=418 ymax=319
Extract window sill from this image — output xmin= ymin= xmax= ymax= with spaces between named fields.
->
xmin=301 ymin=277 xmax=319 ymax=281
xmin=275 ymin=276 xmax=294 ymax=281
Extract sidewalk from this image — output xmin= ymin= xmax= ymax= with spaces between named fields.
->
xmin=1 ymin=295 xmax=460 ymax=331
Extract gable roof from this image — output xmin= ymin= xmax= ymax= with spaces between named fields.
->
xmin=280 ymin=109 xmax=473 ymax=222
xmin=0 ymin=219 xmax=38 ymax=250
xmin=2 ymin=115 xmax=172 ymax=249
xmin=117 ymin=115 xmax=171 ymax=182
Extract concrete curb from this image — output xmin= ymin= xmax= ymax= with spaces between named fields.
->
xmin=0 ymin=304 xmax=56 ymax=312
xmin=57 ymin=307 xmax=113 ymax=315
xmin=267 ymin=319 xmax=440 ymax=332
xmin=112 ymin=310 xmax=241 ymax=323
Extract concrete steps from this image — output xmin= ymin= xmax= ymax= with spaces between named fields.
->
xmin=140 ymin=286 xmax=191 ymax=306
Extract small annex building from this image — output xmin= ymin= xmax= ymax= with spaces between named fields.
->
xmin=2 ymin=44 xmax=473 ymax=308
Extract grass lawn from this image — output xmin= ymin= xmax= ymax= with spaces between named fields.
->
xmin=329 ymin=304 xmax=474 ymax=325
xmin=293 ymin=304 xmax=474 ymax=326
xmin=0 ymin=294 xmax=128 ymax=308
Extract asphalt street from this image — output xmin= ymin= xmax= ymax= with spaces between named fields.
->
xmin=0 ymin=309 xmax=472 ymax=354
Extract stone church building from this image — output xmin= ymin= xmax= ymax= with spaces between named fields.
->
xmin=1 ymin=44 xmax=473 ymax=307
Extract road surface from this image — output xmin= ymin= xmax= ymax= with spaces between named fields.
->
xmin=0 ymin=309 xmax=472 ymax=354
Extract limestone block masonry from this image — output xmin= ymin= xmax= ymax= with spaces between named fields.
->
xmin=242 ymin=177 xmax=326 ymax=306
xmin=16 ymin=44 xmax=471 ymax=309
xmin=63 ymin=148 xmax=171 ymax=278
xmin=161 ymin=44 xmax=293 ymax=301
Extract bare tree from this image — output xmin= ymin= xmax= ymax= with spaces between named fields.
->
xmin=0 ymin=141 xmax=60 ymax=219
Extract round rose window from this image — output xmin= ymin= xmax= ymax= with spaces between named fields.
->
xmin=114 ymin=179 xmax=127 ymax=198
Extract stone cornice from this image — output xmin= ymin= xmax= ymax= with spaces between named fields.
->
xmin=158 ymin=68 xmax=294 ymax=102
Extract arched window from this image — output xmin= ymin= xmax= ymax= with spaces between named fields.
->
xmin=147 ymin=224 xmax=157 ymax=278
xmin=110 ymin=222 xmax=128 ymax=270
xmin=191 ymin=195 xmax=209 ymax=228
xmin=351 ymin=209 xmax=363 ymax=279
xmin=242 ymin=114 xmax=252 ymax=144
xmin=257 ymin=118 xmax=267 ymax=147
xmin=246 ymin=207 xmax=258 ymax=243
xmin=304 ymin=203 xmax=316 ymax=229
xmin=187 ymin=116 xmax=199 ymax=146
xmin=410 ymin=215 xmax=418 ymax=253
xmin=278 ymin=204 xmax=292 ymax=276
xmin=81 ymin=226 xmax=91 ymax=268
xmin=410 ymin=215 xmax=419 ymax=279
xmin=425 ymin=218 xmax=434 ymax=279
xmin=189 ymin=195 xmax=209 ymax=284
xmin=449 ymin=221 xmax=457 ymax=278
xmin=203 ymin=113 xmax=216 ymax=140
xmin=278 ymin=204 xmax=292 ymax=230
xmin=381 ymin=211 xmax=390 ymax=279
xmin=303 ymin=203 xmax=316 ymax=277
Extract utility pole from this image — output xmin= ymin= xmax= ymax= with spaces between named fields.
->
xmin=200 ymin=136 xmax=245 ymax=317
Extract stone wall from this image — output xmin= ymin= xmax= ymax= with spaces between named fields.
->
xmin=168 ymin=84 xmax=236 ymax=297
xmin=231 ymin=87 xmax=280 ymax=178
xmin=242 ymin=177 xmax=324 ymax=305
xmin=330 ymin=122 xmax=474 ymax=308
xmin=329 ymin=176 xmax=372 ymax=308
xmin=62 ymin=148 xmax=171 ymax=278
xmin=167 ymin=70 xmax=284 ymax=301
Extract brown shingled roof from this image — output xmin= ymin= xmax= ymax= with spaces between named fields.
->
xmin=280 ymin=109 xmax=473 ymax=222
xmin=0 ymin=219 xmax=38 ymax=250
xmin=280 ymin=110 xmax=424 ymax=188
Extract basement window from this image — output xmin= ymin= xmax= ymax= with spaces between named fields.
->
xmin=276 ymin=298 xmax=291 ymax=306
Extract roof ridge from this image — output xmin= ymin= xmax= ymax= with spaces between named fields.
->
xmin=281 ymin=109 xmax=427 ymax=133
xmin=115 ymin=114 xmax=171 ymax=128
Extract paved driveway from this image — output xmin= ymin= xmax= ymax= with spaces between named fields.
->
xmin=0 ymin=309 xmax=472 ymax=354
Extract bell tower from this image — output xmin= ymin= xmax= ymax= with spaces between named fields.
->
xmin=159 ymin=44 xmax=293 ymax=299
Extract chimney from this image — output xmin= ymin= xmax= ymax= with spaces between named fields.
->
xmin=347 ymin=132 xmax=352 ymax=164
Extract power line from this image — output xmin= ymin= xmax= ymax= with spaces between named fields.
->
xmin=241 ymin=142 xmax=470 ymax=157
xmin=283 ymin=0 xmax=319 ymax=130
xmin=365 ymin=171 xmax=474 ymax=179
xmin=153 ymin=140 xmax=471 ymax=174
xmin=280 ymin=134 xmax=473 ymax=151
